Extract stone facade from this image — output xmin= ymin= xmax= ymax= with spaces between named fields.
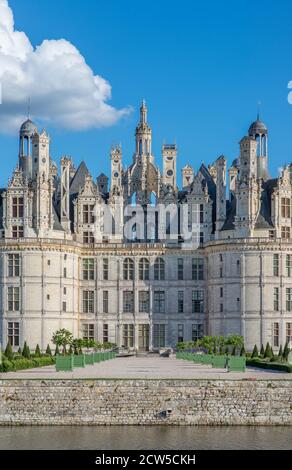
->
xmin=1 ymin=103 xmax=292 ymax=352
xmin=0 ymin=379 xmax=291 ymax=425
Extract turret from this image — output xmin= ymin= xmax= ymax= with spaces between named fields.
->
xmin=162 ymin=144 xmax=177 ymax=189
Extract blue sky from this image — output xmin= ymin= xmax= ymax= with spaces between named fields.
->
xmin=1 ymin=0 xmax=292 ymax=187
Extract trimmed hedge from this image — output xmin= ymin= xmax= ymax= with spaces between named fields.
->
xmin=247 ymin=358 xmax=292 ymax=373
xmin=0 ymin=356 xmax=55 ymax=372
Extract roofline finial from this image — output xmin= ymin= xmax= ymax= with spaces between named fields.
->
xmin=257 ymin=100 xmax=261 ymax=120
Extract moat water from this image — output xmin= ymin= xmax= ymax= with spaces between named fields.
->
xmin=0 ymin=426 xmax=291 ymax=450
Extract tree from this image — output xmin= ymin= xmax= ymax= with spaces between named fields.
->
xmin=231 ymin=345 xmax=237 ymax=356
xmin=5 ymin=341 xmax=13 ymax=361
xmin=72 ymin=338 xmax=84 ymax=355
xmin=278 ymin=345 xmax=283 ymax=358
xmin=35 ymin=344 xmax=41 ymax=357
xmin=46 ymin=344 xmax=52 ymax=356
xmin=17 ymin=347 xmax=22 ymax=355
xmin=68 ymin=344 xmax=73 ymax=355
xmin=22 ymin=341 xmax=30 ymax=359
xmin=52 ymin=329 xmax=73 ymax=355
xmin=264 ymin=342 xmax=273 ymax=359
xmin=283 ymin=342 xmax=290 ymax=361
xmin=54 ymin=345 xmax=60 ymax=356
xmin=240 ymin=345 xmax=246 ymax=356
xmin=251 ymin=344 xmax=259 ymax=358
xmin=260 ymin=344 xmax=265 ymax=356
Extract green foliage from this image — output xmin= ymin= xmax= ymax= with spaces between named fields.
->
xmin=17 ymin=347 xmax=22 ymax=355
xmin=283 ymin=342 xmax=290 ymax=360
xmin=278 ymin=345 xmax=283 ymax=358
xmin=251 ymin=344 xmax=259 ymax=358
xmin=0 ymin=356 xmax=55 ymax=373
xmin=246 ymin=358 xmax=292 ymax=373
xmin=4 ymin=341 xmax=13 ymax=361
xmin=264 ymin=342 xmax=273 ymax=359
xmin=72 ymin=338 xmax=83 ymax=355
xmin=68 ymin=344 xmax=73 ymax=355
xmin=22 ymin=341 xmax=30 ymax=359
xmin=54 ymin=345 xmax=60 ymax=356
xmin=260 ymin=344 xmax=265 ymax=356
xmin=231 ymin=345 xmax=236 ymax=356
xmin=52 ymin=329 xmax=73 ymax=355
xmin=45 ymin=344 xmax=52 ymax=356
xmin=35 ymin=344 xmax=41 ymax=357
xmin=240 ymin=346 xmax=246 ymax=356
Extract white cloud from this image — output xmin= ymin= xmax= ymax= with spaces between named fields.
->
xmin=0 ymin=0 xmax=131 ymax=133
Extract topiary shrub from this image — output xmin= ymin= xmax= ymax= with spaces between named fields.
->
xmin=54 ymin=345 xmax=60 ymax=356
xmin=45 ymin=344 xmax=52 ymax=356
xmin=4 ymin=341 xmax=13 ymax=361
xmin=251 ymin=344 xmax=259 ymax=358
xmin=264 ymin=342 xmax=273 ymax=359
xmin=278 ymin=345 xmax=283 ymax=359
xmin=22 ymin=341 xmax=31 ymax=359
xmin=35 ymin=344 xmax=41 ymax=357
xmin=283 ymin=342 xmax=290 ymax=361
xmin=260 ymin=344 xmax=265 ymax=357
xmin=240 ymin=345 xmax=246 ymax=356
xmin=232 ymin=345 xmax=236 ymax=356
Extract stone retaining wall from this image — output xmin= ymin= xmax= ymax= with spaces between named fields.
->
xmin=0 ymin=379 xmax=291 ymax=425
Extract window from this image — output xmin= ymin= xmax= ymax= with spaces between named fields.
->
xmin=236 ymin=259 xmax=240 ymax=275
xmin=123 ymin=291 xmax=134 ymax=312
xmin=103 ymin=259 xmax=109 ymax=280
xmin=83 ymin=204 xmax=94 ymax=224
xmin=286 ymin=288 xmax=292 ymax=311
xmin=273 ymin=322 xmax=279 ymax=347
xmin=83 ymin=258 xmax=94 ymax=280
xmin=154 ymin=291 xmax=165 ymax=313
xmin=192 ymin=258 xmax=204 ymax=280
xmin=63 ymin=267 xmax=67 ymax=278
xmin=62 ymin=301 xmax=66 ymax=312
xmin=103 ymin=291 xmax=109 ymax=313
xmin=274 ymin=287 xmax=279 ymax=311
xmin=192 ymin=203 xmax=204 ymax=224
xmin=286 ymin=323 xmax=292 ymax=345
xmin=7 ymin=322 xmax=19 ymax=347
xmin=123 ymin=324 xmax=134 ymax=348
xmin=63 ymin=287 xmax=67 ymax=295
xmin=8 ymin=286 xmax=19 ymax=311
xmin=220 ymin=267 xmax=223 ymax=278
xmin=178 ymin=324 xmax=184 ymax=342
xmin=83 ymin=290 xmax=94 ymax=313
xmin=153 ymin=324 xmax=166 ymax=348
xmin=12 ymin=197 xmax=24 ymax=218
xmin=192 ymin=323 xmax=204 ymax=342
xmin=273 ymin=254 xmax=279 ymax=277
xmin=220 ymin=287 xmax=223 ymax=298
xmin=47 ymin=260 xmax=51 ymax=266
xmin=281 ymin=198 xmax=291 ymax=218
xmin=287 ymin=255 xmax=292 ymax=277
xmin=192 ymin=290 xmax=204 ymax=313
xmin=103 ymin=324 xmax=109 ymax=343
xmin=123 ymin=258 xmax=134 ymax=280
xmin=178 ymin=291 xmax=184 ymax=313
xmin=8 ymin=254 xmax=20 ymax=277
xmin=219 ymin=254 xmax=223 ymax=262
xmin=82 ymin=323 xmax=94 ymax=340
xmin=178 ymin=258 xmax=184 ymax=280
xmin=154 ymin=258 xmax=165 ymax=281
xmin=12 ymin=226 xmax=23 ymax=238
xmin=220 ymin=303 xmax=223 ymax=312
xmin=281 ymin=226 xmax=290 ymax=239
xmin=47 ymin=294 xmax=50 ymax=300
xmin=83 ymin=231 xmax=94 ymax=244
xmin=139 ymin=291 xmax=149 ymax=312
xmin=139 ymin=258 xmax=149 ymax=280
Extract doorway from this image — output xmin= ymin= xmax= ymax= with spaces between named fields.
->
xmin=138 ymin=324 xmax=150 ymax=351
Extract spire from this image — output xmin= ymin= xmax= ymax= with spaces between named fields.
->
xmin=140 ymin=99 xmax=147 ymax=124
xmin=257 ymin=100 xmax=261 ymax=120
xmin=28 ymin=97 xmax=31 ymax=120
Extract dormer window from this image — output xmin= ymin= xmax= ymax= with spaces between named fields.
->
xmin=12 ymin=197 xmax=23 ymax=218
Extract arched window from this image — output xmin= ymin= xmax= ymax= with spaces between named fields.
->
xmin=139 ymin=258 xmax=149 ymax=281
xmin=123 ymin=258 xmax=134 ymax=280
xmin=154 ymin=258 xmax=165 ymax=281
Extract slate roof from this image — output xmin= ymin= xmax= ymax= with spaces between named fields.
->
xmin=69 ymin=161 xmax=89 ymax=195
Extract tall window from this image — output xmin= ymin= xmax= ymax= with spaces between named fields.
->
xmin=274 ymin=287 xmax=279 ymax=311
xmin=83 ymin=204 xmax=94 ymax=224
xmin=273 ymin=322 xmax=279 ymax=348
xmin=139 ymin=291 xmax=150 ymax=312
xmin=273 ymin=254 xmax=279 ymax=277
xmin=83 ymin=290 xmax=94 ymax=313
xmin=123 ymin=324 xmax=134 ymax=348
xmin=192 ymin=290 xmax=204 ymax=313
xmin=220 ymin=287 xmax=223 ymax=298
xmin=123 ymin=258 xmax=134 ymax=280
xmin=7 ymin=322 xmax=19 ymax=347
xmin=12 ymin=197 xmax=24 ymax=218
xmin=82 ymin=324 xmax=94 ymax=340
xmin=103 ymin=258 xmax=109 ymax=280
xmin=83 ymin=258 xmax=94 ymax=280
xmin=123 ymin=291 xmax=134 ymax=312
xmin=103 ymin=291 xmax=109 ymax=313
xmin=286 ymin=323 xmax=292 ymax=345
xmin=154 ymin=258 xmax=165 ymax=281
xmin=83 ymin=231 xmax=94 ymax=244
xmin=8 ymin=286 xmax=19 ymax=311
xmin=192 ymin=323 xmax=204 ymax=342
xmin=287 ymin=255 xmax=292 ymax=277
xmin=177 ymin=258 xmax=184 ymax=280
xmin=192 ymin=258 xmax=204 ymax=280
xmin=286 ymin=288 xmax=292 ymax=311
xmin=154 ymin=291 xmax=165 ymax=313
xmin=139 ymin=258 xmax=149 ymax=280
xmin=153 ymin=324 xmax=166 ymax=348
xmin=103 ymin=324 xmax=109 ymax=343
xmin=236 ymin=259 xmax=241 ymax=275
xmin=178 ymin=291 xmax=184 ymax=313
xmin=8 ymin=254 xmax=20 ymax=277
xmin=177 ymin=324 xmax=184 ymax=342
xmin=12 ymin=226 xmax=23 ymax=238
xmin=192 ymin=203 xmax=204 ymax=224
xmin=281 ymin=198 xmax=291 ymax=218
xmin=62 ymin=301 xmax=67 ymax=312
xmin=281 ymin=226 xmax=290 ymax=239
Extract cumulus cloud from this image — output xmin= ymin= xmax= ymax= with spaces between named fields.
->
xmin=0 ymin=0 xmax=130 ymax=133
